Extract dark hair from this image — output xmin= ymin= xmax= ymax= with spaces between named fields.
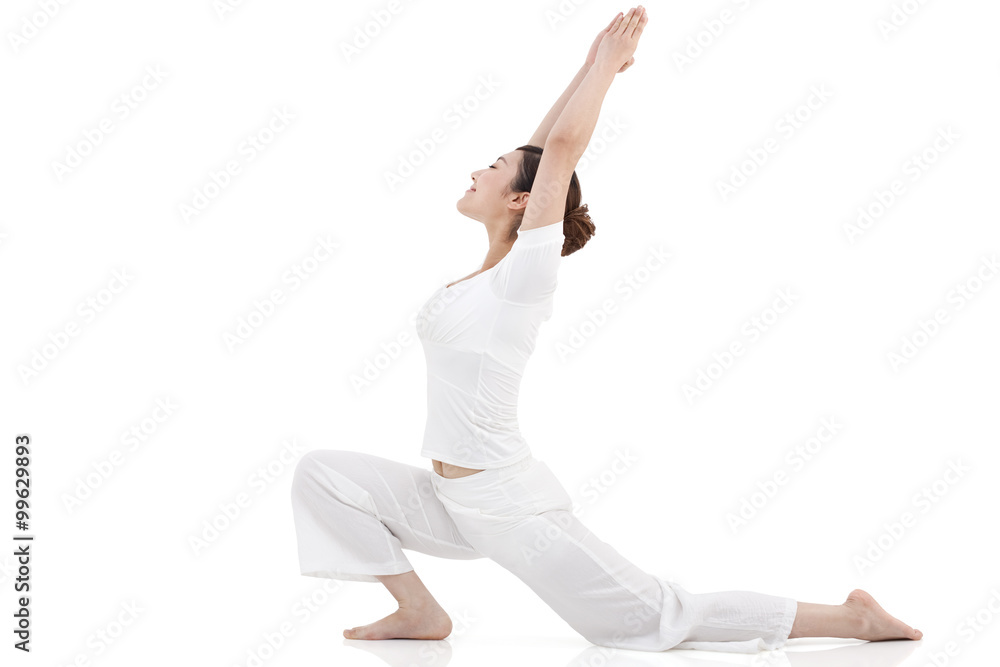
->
xmin=504 ymin=144 xmax=595 ymax=257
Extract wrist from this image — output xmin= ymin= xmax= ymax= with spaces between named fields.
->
xmin=588 ymin=60 xmax=619 ymax=81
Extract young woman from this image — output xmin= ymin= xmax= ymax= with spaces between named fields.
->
xmin=291 ymin=7 xmax=923 ymax=652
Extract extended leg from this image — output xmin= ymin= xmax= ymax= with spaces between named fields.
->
xmin=432 ymin=458 xmax=798 ymax=652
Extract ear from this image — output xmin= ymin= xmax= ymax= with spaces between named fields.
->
xmin=508 ymin=191 xmax=530 ymax=211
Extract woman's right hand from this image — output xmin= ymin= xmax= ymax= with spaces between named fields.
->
xmin=595 ymin=6 xmax=648 ymax=74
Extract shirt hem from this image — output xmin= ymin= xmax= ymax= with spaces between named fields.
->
xmin=421 ymin=448 xmax=532 ymax=470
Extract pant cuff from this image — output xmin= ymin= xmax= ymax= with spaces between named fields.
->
xmin=300 ymin=562 xmax=414 ymax=584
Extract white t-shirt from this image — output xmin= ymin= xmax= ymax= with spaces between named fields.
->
xmin=415 ymin=222 xmax=564 ymax=469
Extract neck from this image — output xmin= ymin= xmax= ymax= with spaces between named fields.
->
xmin=479 ymin=220 xmax=518 ymax=271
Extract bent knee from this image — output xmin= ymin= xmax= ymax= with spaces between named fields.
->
xmin=291 ymin=449 xmax=356 ymax=491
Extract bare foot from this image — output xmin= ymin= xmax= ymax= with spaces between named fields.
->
xmin=343 ymin=603 xmax=452 ymax=640
xmin=844 ymin=589 xmax=923 ymax=641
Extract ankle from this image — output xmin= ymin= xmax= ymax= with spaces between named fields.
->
xmin=398 ymin=597 xmax=440 ymax=613
xmin=845 ymin=601 xmax=870 ymax=637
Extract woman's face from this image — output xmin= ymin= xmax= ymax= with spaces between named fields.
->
xmin=456 ymin=150 xmax=525 ymax=223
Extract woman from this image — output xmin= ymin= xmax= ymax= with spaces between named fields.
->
xmin=291 ymin=7 xmax=923 ymax=652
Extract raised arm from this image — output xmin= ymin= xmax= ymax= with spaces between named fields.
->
xmin=520 ymin=7 xmax=648 ymax=233
xmin=548 ymin=7 xmax=647 ymax=158
xmin=527 ymin=64 xmax=592 ymax=148
xmin=527 ymin=13 xmax=637 ymax=147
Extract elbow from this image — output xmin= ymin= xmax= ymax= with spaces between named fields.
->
xmin=544 ymin=132 xmax=579 ymax=151
xmin=542 ymin=134 xmax=583 ymax=164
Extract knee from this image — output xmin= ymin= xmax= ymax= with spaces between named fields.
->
xmin=291 ymin=449 xmax=352 ymax=492
xmin=292 ymin=450 xmax=321 ymax=479
xmin=291 ymin=452 xmax=317 ymax=498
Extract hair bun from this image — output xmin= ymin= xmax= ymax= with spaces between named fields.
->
xmin=561 ymin=203 xmax=595 ymax=257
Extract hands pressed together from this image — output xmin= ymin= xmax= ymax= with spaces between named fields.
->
xmin=585 ymin=5 xmax=649 ymax=74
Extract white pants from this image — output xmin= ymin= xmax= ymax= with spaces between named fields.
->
xmin=290 ymin=450 xmax=798 ymax=653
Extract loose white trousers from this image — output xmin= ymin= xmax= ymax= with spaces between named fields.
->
xmin=290 ymin=450 xmax=798 ymax=653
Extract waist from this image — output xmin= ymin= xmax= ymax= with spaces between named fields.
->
xmin=422 ymin=439 xmax=531 ymax=471
xmin=431 ymin=454 xmax=537 ymax=486
xmin=432 ymin=459 xmax=484 ymax=479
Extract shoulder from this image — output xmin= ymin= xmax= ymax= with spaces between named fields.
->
xmin=516 ymin=222 xmax=564 ymax=246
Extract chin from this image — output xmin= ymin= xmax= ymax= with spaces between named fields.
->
xmin=456 ymin=199 xmax=473 ymax=216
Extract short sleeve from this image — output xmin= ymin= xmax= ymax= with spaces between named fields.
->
xmin=488 ymin=222 xmax=564 ymax=305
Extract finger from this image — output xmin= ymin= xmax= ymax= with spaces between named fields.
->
xmin=635 ymin=7 xmax=648 ymax=34
xmin=611 ymin=10 xmax=626 ymax=32
xmin=625 ymin=6 xmax=644 ymax=37
xmin=603 ymin=12 xmax=620 ymax=32
xmin=613 ymin=8 xmax=633 ymax=34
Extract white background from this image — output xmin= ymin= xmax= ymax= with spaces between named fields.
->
xmin=1 ymin=0 xmax=998 ymax=665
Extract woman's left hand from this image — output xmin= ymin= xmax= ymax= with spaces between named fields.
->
xmin=595 ymin=7 xmax=648 ymax=74
xmin=585 ymin=11 xmax=642 ymax=73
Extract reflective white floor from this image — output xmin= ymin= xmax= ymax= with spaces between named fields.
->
xmin=334 ymin=635 xmax=923 ymax=667
xmin=276 ymin=549 xmax=987 ymax=667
